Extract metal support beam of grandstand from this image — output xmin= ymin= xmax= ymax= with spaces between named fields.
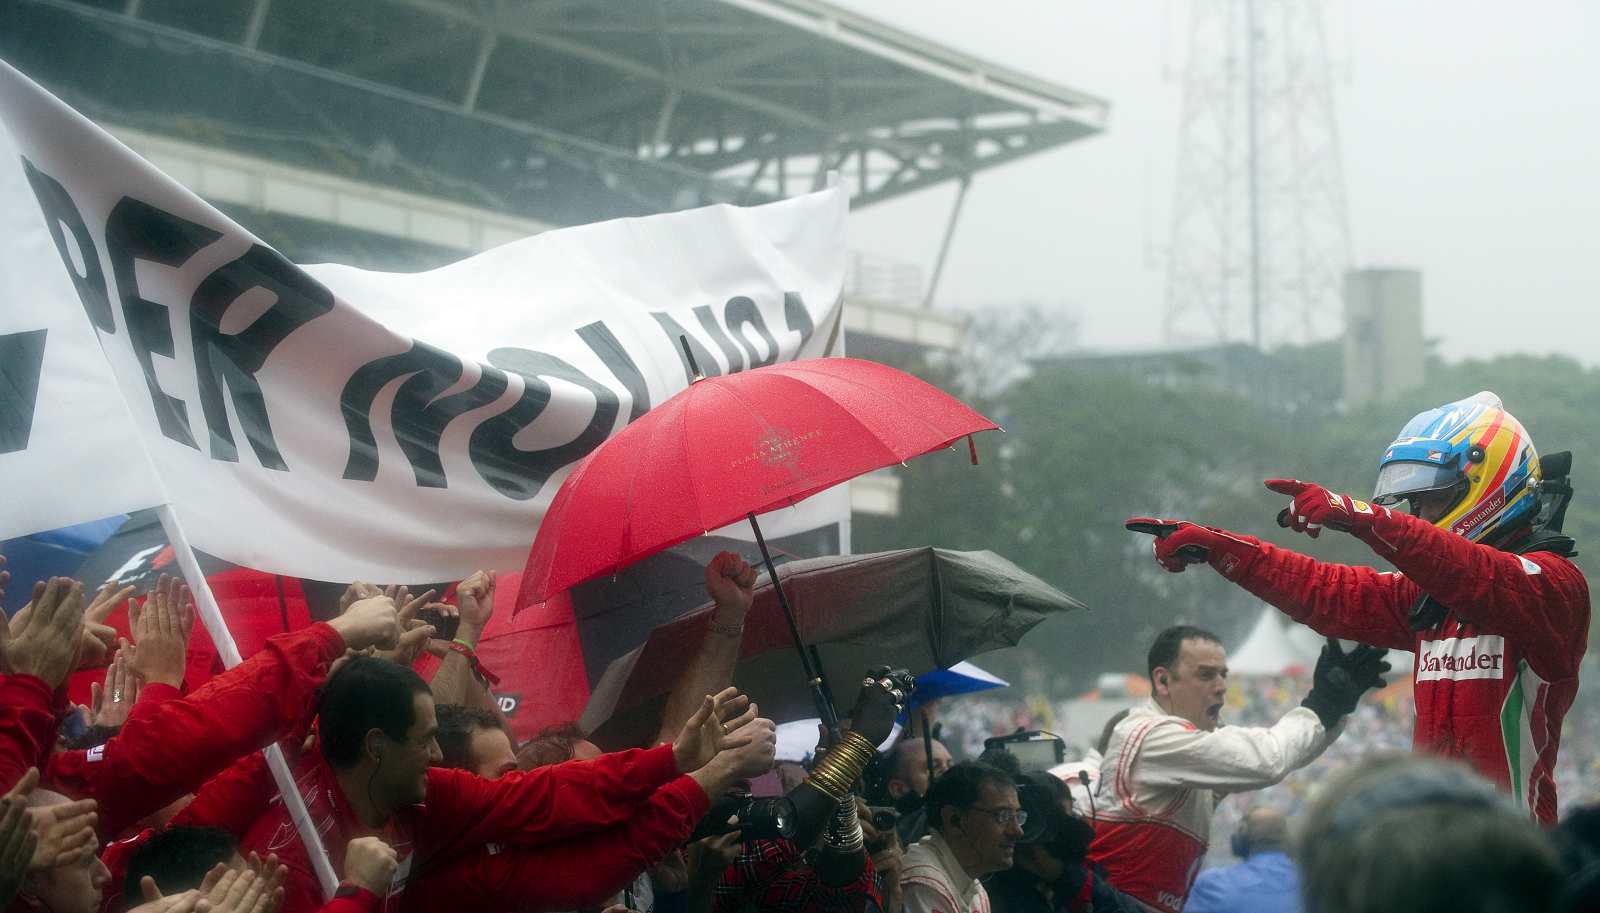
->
xmin=3 ymin=0 xmax=1108 ymax=232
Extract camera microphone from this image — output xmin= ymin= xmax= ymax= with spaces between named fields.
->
xmin=1080 ymin=769 xmax=1096 ymax=822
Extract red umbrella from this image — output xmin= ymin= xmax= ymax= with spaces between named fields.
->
xmin=516 ymin=355 xmax=997 ymax=723
xmin=518 ymin=357 xmax=996 ymax=605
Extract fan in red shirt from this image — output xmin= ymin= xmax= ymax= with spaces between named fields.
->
xmin=235 ymin=653 xmax=770 ymax=913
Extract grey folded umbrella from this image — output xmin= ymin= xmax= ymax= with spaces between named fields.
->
xmin=580 ymin=547 xmax=1085 ymax=750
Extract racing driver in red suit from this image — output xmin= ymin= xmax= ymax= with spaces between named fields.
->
xmin=1128 ymin=391 xmax=1588 ymax=825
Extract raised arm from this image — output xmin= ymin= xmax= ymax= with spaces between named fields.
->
xmin=655 ymin=553 xmax=756 ymax=744
xmin=0 ymin=578 xmax=91 ymax=788
xmin=1358 ymin=507 xmax=1589 ymax=676
xmin=404 ymin=774 xmax=711 ymax=912
xmin=1131 ymin=517 xmax=1416 ymax=650
xmin=420 ymin=690 xmax=767 ymax=854
xmin=1132 ymin=641 xmax=1388 ymax=794
xmin=426 ymin=571 xmax=498 ymax=712
xmin=46 ymin=591 xmax=401 ymax=837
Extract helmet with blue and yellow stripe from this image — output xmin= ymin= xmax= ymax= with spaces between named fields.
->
xmin=1373 ymin=391 xmax=1540 ymax=543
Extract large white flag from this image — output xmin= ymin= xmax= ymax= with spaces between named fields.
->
xmin=0 ymin=60 xmax=847 ymax=583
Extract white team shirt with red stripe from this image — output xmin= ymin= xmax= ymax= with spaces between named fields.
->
xmin=1086 ymin=700 xmax=1331 ymax=913
xmin=902 ymin=830 xmax=990 ymax=913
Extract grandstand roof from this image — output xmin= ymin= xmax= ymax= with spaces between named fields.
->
xmin=2 ymin=0 xmax=1109 ymax=227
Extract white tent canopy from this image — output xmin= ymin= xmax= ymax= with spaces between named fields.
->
xmin=1235 ymin=604 xmax=1417 ymax=676
xmin=1230 ymin=606 xmax=1318 ymax=676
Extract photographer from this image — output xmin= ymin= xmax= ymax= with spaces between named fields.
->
xmin=978 ymin=760 xmax=1140 ymax=913
xmin=706 ymin=667 xmax=914 ymax=913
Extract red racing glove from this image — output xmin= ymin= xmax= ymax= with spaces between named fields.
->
xmin=1125 ymin=518 xmax=1260 ymax=578
xmin=1266 ymin=479 xmax=1393 ymax=538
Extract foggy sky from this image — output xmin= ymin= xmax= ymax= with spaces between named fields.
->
xmin=840 ymin=1 xmax=1599 ymax=366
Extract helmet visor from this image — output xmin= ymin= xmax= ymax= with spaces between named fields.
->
xmin=1373 ymin=460 xmax=1461 ymax=506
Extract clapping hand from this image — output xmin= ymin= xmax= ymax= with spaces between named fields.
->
xmin=672 ymin=687 xmax=759 ymax=773
xmin=1 ymin=578 xmax=89 ymax=687
xmin=343 ymin=836 xmax=398 ymax=896
xmin=91 ymin=647 xmax=140 ymax=728
xmin=128 ymin=575 xmax=193 ymax=689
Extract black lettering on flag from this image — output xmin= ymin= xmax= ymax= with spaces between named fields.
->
xmin=340 ymin=341 xmax=507 ymax=488
xmin=650 ymin=312 xmax=720 ymax=384
xmin=693 ymin=304 xmax=744 ymax=374
xmin=21 ymin=158 xmax=114 ymax=333
xmin=725 ymin=295 xmax=778 ymax=369
xmin=190 ymin=244 xmax=334 ymax=469
xmin=105 ymin=198 xmax=224 ymax=450
xmin=0 ymin=329 xmax=47 ymax=455
xmin=783 ymin=291 xmax=814 ymax=349
xmin=470 ymin=347 xmax=620 ymax=501
xmin=576 ymin=321 xmax=650 ymax=421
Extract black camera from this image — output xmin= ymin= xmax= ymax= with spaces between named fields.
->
xmin=689 ymin=793 xmax=797 ymax=843
xmin=868 ymin=806 xmax=898 ymax=833
xmin=415 ymin=606 xmax=460 ymax=642
xmin=983 ymin=730 xmax=1066 ymax=772
xmin=865 ymin=806 xmax=899 ymax=853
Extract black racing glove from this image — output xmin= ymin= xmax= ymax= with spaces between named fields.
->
xmin=848 ymin=666 xmax=915 ymax=747
xmin=1301 ymin=638 xmax=1391 ymax=729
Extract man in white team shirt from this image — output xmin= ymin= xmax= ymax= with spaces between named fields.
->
xmin=901 ymin=761 xmax=1024 ymax=913
xmin=1087 ymin=625 xmax=1389 ymax=913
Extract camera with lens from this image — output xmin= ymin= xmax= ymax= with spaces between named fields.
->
xmin=690 ymin=792 xmax=798 ymax=843
xmin=868 ymin=806 xmax=899 ymax=833
xmin=414 ymin=606 xmax=460 ymax=642
xmin=983 ymin=730 xmax=1065 ymax=773
xmin=864 ymin=806 xmax=899 ymax=853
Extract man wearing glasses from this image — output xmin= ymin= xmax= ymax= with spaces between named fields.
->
xmin=1086 ymin=626 xmax=1384 ymax=913
xmin=902 ymin=761 xmax=1026 ymax=913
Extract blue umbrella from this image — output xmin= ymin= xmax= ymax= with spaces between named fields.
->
xmin=905 ymin=661 xmax=1010 ymax=784
xmin=913 ymin=660 xmax=1009 ymax=706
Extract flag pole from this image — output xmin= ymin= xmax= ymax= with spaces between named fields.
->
xmin=156 ymin=504 xmax=340 ymax=899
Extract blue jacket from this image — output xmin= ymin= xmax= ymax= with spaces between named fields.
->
xmin=1181 ymin=851 xmax=1300 ymax=913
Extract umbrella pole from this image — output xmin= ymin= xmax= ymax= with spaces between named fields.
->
xmin=746 ymin=511 xmax=841 ymax=731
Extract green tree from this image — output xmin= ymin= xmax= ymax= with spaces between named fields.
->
xmin=858 ymin=337 xmax=1599 ymax=696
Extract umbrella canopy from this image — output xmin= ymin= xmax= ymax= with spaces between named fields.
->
xmin=777 ymin=719 xmax=901 ymax=764
xmin=517 ymin=357 xmax=997 ymax=608
xmin=579 ymin=547 xmax=1084 ymax=749
xmin=913 ymin=661 xmax=1010 ymax=705
xmin=563 ymin=535 xmax=791 ymax=680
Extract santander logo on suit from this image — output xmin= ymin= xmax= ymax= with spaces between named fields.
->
xmin=1415 ymin=635 xmax=1507 ymax=682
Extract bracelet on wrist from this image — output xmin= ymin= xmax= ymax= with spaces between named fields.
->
xmin=804 ymin=730 xmax=876 ymax=800
xmin=444 ymin=639 xmax=500 ymax=686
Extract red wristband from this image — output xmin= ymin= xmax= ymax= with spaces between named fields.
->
xmin=444 ymin=639 xmax=500 ymax=686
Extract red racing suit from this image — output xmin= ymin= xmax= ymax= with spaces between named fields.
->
xmin=397 ymin=773 xmax=710 ymax=912
xmin=237 ymin=742 xmax=692 ymax=913
xmin=1210 ymin=508 xmax=1589 ymax=824
xmin=0 ymin=673 xmax=58 ymax=791
xmin=46 ymin=622 xmax=346 ymax=839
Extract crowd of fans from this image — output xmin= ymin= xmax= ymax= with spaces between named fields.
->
xmin=1 ymin=543 xmax=1597 ymax=913
xmin=936 ymin=659 xmax=1600 ymax=870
